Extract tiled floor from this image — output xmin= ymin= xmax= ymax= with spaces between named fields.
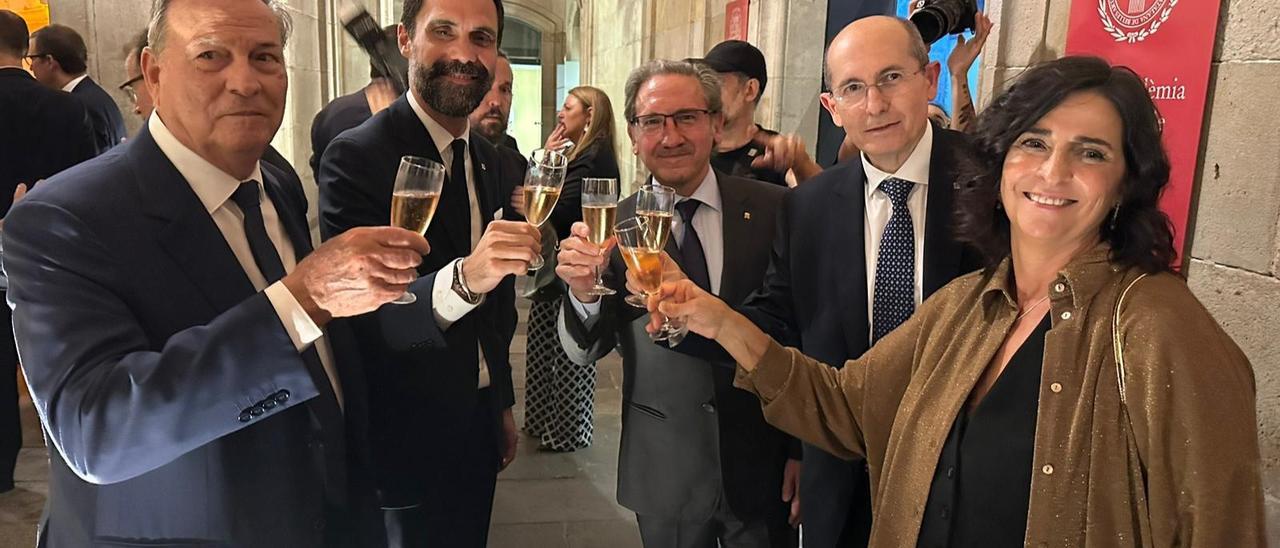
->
xmin=0 ymin=299 xmax=642 ymax=548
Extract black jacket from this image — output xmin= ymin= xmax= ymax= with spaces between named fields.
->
xmin=69 ymin=76 xmax=126 ymax=154
xmin=0 ymin=67 xmax=95 ymax=215
xmin=309 ymin=86 xmax=374 ymax=176
xmin=316 ymin=95 xmax=522 ymax=505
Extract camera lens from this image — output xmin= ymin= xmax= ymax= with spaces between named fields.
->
xmin=910 ymin=0 xmax=978 ymax=44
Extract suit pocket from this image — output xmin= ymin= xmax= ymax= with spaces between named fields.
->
xmin=626 ymin=401 xmax=667 ymax=421
xmin=92 ymin=538 xmax=224 ymax=547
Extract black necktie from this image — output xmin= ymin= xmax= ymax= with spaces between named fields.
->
xmin=440 ymin=138 xmax=473 ymax=252
xmin=229 ymin=180 xmax=347 ymax=502
xmin=872 ymin=177 xmax=916 ymax=343
xmin=675 ymin=199 xmax=711 ymax=293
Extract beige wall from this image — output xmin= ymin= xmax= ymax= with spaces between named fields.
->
xmin=984 ymin=0 xmax=1280 ymax=540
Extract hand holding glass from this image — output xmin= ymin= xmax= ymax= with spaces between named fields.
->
xmin=522 ymin=148 xmax=569 ymax=270
xmin=616 ymin=217 xmax=687 ymax=344
xmin=580 ymin=178 xmax=619 ymax=296
xmin=388 ymin=155 xmax=446 ymax=304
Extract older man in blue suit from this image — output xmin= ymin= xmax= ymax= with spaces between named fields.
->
xmin=2 ymin=0 xmax=429 ymax=546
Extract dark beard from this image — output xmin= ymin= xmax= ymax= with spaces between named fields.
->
xmin=475 ymin=108 xmax=508 ymax=142
xmin=414 ymin=59 xmax=492 ymax=117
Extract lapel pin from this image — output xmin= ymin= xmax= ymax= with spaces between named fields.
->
xmin=480 ymin=162 xmax=487 ymax=171
xmin=743 ymin=212 xmax=752 ymax=220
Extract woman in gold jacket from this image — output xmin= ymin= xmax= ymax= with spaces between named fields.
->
xmin=647 ymin=56 xmax=1264 ymax=546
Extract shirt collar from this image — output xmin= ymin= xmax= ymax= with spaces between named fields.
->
xmin=862 ymin=121 xmax=933 ymax=196
xmin=62 ymin=73 xmax=88 ymax=92
xmin=408 ymin=90 xmax=470 ymax=158
xmin=653 ymin=166 xmax=722 ymax=214
xmin=0 ymin=65 xmax=24 ymax=71
xmin=149 ymin=112 xmax=264 ymax=214
xmin=979 ymin=241 xmax=1125 ymax=313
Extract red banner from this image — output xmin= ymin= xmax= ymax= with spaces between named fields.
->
xmin=1065 ymin=0 xmax=1222 ymax=267
xmin=725 ymin=0 xmax=750 ymax=41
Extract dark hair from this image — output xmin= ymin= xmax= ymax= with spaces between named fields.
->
xmin=370 ymin=24 xmax=401 ymax=79
xmin=128 ymin=29 xmax=148 ymax=66
xmin=0 ymin=10 xmax=27 ymax=57
xmin=402 ymin=0 xmax=504 ymax=42
xmin=31 ymin=24 xmax=88 ymax=74
xmin=953 ymin=55 xmax=1175 ymax=274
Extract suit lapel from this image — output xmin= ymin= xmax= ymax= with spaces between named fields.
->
xmin=133 ymin=127 xmax=257 ymax=313
xmin=922 ymin=130 xmax=964 ymax=298
xmin=831 ymin=161 xmax=871 ymax=355
xmin=716 ymin=171 xmax=751 ymax=303
xmin=469 ymin=133 xmax=497 ymax=227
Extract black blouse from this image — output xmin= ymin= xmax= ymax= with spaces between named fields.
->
xmin=916 ymin=314 xmax=1050 ymax=548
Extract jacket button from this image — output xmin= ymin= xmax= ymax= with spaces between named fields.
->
xmin=1053 ymin=283 xmax=1066 ymax=293
xmin=249 ymin=405 xmax=265 ymax=417
xmin=1042 ymin=464 xmax=1054 ymax=475
xmin=701 ymin=403 xmax=716 ymax=414
xmin=262 ymin=398 xmax=277 ymax=410
xmin=1050 ymin=382 xmax=1062 ymax=393
xmin=1059 ymin=311 xmax=1072 ymax=321
xmin=275 ymin=390 xmax=290 ymax=404
xmin=238 ymin=411 xmax=252 ymax=422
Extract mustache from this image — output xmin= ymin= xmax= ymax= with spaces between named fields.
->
xmin=480 ymin=106 xmax=505 ymax=119
xmin=654 ymin=144 xmax=695 ymax=158
xmin=428 ymin=59 xmax=489 ymax=82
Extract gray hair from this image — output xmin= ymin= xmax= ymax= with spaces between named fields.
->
xmin=147 ymin=0 xmax=292 ymax=54
xmin=823 ymin=17 xmax=930 ymax=89
xmin=623 ymin=59 xmax=723 ymax=122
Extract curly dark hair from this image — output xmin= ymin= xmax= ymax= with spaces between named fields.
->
xmin=953 ymin=56 xmax=1175 ymax=274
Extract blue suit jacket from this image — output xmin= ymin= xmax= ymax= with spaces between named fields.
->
xmin=317 ymin=95 xmax=520 ymax=505
xmin=3 ymin=127 xmax=382 ymax=547
xmin=69 ymin=77 xmax=126 ymax=154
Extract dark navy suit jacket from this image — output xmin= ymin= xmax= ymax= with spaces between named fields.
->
xmin=317 ymin=95 xmax=521 ymax=505
xmin=3 ymin=127 xmax=382 ymax=547
xmin=69 ymin=76 xmax=126 ymax=154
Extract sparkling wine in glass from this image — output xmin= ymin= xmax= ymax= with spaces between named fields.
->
xmin=389 ymin=155 xmax=445 ymax=304
xmin=616 ymin=217 xmax=686 ymax=343
xmin=624 ymin=183 xmax=677 ymax=308
xmin=523 ymin=148 xmax=569 ymax=270
xmin=581 ymin=178 xmax=619 ymax=296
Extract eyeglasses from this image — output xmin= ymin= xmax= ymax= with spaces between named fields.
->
xmin=119 ymin=75 xmax=144 ymax=103
xmin=628 ymin=109 xmax=715 ymax=135
xmin=21 ymin=53 xmax=48 ymax=70
xmin=829 ymin=67 xmax=926 ymax=105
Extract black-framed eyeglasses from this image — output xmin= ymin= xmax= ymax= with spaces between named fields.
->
xmin=21 ymin=53 xmax=48 ymax=69
xmin=119 ymin=75 xmax=144 ymax=102
xmin=628 ymin=109 xmax=716 ymax=134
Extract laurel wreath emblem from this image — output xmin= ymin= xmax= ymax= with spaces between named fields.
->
xmin=1098 ymin=0 xmax=1177 ymax=43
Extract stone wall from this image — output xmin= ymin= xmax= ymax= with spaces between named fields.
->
xmin=986 ymin=0 xmax=1280 ymax=540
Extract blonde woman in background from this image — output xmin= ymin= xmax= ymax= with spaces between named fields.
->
xmin=522 ymin=85 xmax=621 ymax=451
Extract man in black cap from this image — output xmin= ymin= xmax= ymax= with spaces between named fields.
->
xmin=693 ymin=40 xmax=789 ymax=187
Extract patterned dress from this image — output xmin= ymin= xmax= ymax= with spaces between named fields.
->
xmin=523 ymin=298 xmax=595 ymax=451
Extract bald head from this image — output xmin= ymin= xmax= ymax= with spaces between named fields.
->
xmin=824 ymin=16 xmax=928 ymax=89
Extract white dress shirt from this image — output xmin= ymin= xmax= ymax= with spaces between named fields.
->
xmin=571 ymin=167 xmax=724 ymax=323
xmin=862 ymin=122 xmax=933 ymax=338
xmin=407 ymin=91 xmax=490 ymax=388
xmin=61 ymin=74 xmax=88 ymax=92
xmin=148 ymin=113 xmax=343 ymax=407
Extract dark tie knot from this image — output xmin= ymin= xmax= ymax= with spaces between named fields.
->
xmin=879 ymin=177 xmax=913 ymax=207
xmin=231 ymin=180 xmax=261 ymax=213
xmin=450 ymin=138 xmax=466 ymax=156
xmin=675 ymin=199 xmax=702 ymax=222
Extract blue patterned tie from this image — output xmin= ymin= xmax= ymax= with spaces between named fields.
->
xmin=872 ymin=177 xmax=915 ymax=343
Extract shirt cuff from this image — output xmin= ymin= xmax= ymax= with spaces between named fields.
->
xmin=264 ymin=281 xmax=322 ymax=352
xmin=432 ymin=258 xmax=484 ymax=330
xmin=568 ymin=291 xmax=602 ymax=330
xmin=733 ymin=339 xmax=798 ymax=402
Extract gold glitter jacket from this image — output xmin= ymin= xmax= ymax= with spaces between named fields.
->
xmin=735 ymin=244 xmax=1264 ymax=547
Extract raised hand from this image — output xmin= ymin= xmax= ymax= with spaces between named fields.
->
xmin=751 ymin=132 xmax=824 ymax=185
xmin=462 ymin=220 xmax=543 ymax=295
xmin=556 ymin=221 xmax=611 ymax=302
xmin=283 ymin=226 xmax=430 ymax=322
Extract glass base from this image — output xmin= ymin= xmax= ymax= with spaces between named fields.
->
xmin=529 ymin=254 xmax=545 ymax=271
xmin=391 ymin=291 xmax=417 ymax=305
xmin=586 ymin=285 xmax=617 ymax=296
xmin=624 ymin=293 xmax=647 ymax=308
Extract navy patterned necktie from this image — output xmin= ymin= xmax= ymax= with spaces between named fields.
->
xmin=675 ymin=199 xmax=710 ymax=292
xmin=872 ymin=177 xmax=915 ymax=343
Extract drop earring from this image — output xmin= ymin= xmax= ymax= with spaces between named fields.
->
xmin=1109 ymin=204 xmax=1121 ymax=230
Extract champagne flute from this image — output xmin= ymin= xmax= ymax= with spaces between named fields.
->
xmin=624 ymin=184 xmax=677 ymax=308
xmin=522 ymin=148 xmax=570 ymax=270
xmin=616 ymin=217 xmax=687 ymax=343
xmin=581 ymin=178 xmax=619 ymax=296
xmin=389 ymin=155 xmax=446 ymax=304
